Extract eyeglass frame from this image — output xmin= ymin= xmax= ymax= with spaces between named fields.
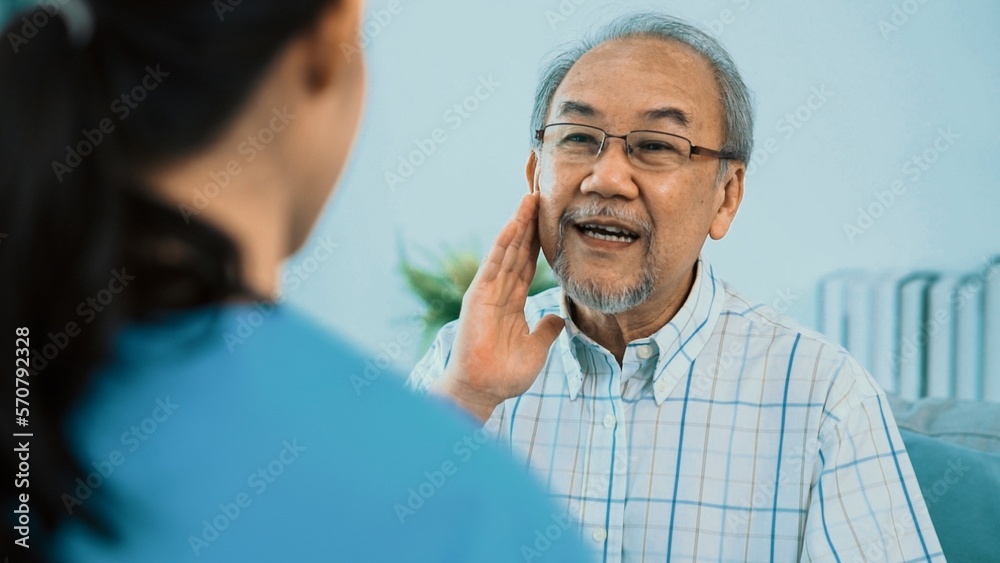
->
xmin=534 ymin=122 xmax=741 ymax=163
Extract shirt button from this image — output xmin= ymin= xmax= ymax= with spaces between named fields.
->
xmin=614 ymin=457 xmax=628 ymax=474
xmin=636 ymin=344 xmax=653 ymax=360
xmin=603 ymin=414 xmax=616 ymax=428
xmin=654 ymin=379 xmax=669 ymax=394
xmin=592 ymin=527 xmax=607 ymax=542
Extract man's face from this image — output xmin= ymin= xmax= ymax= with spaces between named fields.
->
xmin=528 ymin=37 xmax=743 ymax=314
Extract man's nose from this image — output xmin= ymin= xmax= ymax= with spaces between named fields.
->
xmin=580 ymin=136 xmax=640 ymax=200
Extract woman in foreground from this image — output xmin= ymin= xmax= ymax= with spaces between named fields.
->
xmin=0 ymin=1 xmax=586 ymax=561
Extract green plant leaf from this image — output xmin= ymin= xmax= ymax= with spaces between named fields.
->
xmin=401 ymin=247 xmax=560 ymax=346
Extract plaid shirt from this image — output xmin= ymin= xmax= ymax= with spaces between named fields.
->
xmin=410 ymin=257 xmax=943 ymax=562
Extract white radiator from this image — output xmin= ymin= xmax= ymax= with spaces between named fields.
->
xmin=817 ymin=256 xmax=1000 ymax=402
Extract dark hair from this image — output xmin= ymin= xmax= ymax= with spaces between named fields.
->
xmin=0 ymin=1 xmax=337 ymax=559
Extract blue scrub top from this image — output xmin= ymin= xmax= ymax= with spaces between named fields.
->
xmin=54 ymin=303 xmax=590 ymax=562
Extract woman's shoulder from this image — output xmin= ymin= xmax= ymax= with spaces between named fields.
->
xmin=103 ymin=302 xmax=401 ymax=408
xmin=58 ymin=303 xmax=587 ymax=562
xmin=81 ymin=302 xmax=475 ymax=472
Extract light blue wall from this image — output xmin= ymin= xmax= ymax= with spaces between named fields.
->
xmin=286 ymin=0 xmax=1000 ymax=369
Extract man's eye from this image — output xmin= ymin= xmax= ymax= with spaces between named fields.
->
xmin=562 ymin=133 xmax=599 ymax=145
xmin=637 ymin=141 xmax=679 ymax=153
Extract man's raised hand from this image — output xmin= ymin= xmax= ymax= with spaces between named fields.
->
xmin=431 ymin=192 xmax=565 ymax=422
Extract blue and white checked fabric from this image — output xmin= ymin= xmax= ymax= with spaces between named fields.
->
xmin=410 ymin=257 xmax=943 ymax=562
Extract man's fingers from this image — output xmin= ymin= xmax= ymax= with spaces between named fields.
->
xmin=506 ymin=196 xmax=536 ymax=275
xmin=508 ymin=193 xmax=538 ymax=282
xmin=520 ymin=211 xmax=542 ymax=285
xmin=519 ymin=253 xmax=539 ymax=287
xmin=514 ymin=193 xmax=538 ymax=250
xmin=472 ymin=193 xmax=539 ymax=299
xmin=498 ymin=194 xmax=536 ymax=274
xmin=499 ymin=216 xmax=527 ymax=274
xmin=476 ymin=193 xmax=535 ymax=283
xmin=477 ymin=218 xmax=519 ymax=283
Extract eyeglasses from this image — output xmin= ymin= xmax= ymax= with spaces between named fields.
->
xmin=534 ymin=123 xmax=738 ymax=171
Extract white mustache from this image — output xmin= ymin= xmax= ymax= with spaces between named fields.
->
xmin=558 ymin=202 xmax=653 ymax=239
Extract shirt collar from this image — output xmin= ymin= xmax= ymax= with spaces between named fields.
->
xmin=556 ymin=256 xmax=725 ymax=405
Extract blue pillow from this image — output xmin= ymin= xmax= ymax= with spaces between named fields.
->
xmin=899 ymin=428 xmax=1000 ymax=561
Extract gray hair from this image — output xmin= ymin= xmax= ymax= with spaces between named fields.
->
xmin=529 ymin=12 xmax=755 ymax=178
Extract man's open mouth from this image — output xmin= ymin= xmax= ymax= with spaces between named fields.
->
xmin=575 ymin=222 xmax=640 ymax=243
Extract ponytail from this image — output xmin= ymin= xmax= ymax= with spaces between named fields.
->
xmin=1 ymin=7 xmax=130 ymax=557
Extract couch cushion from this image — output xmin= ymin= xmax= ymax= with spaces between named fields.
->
xmin=898 ymin=428 xmax=1000 ymax=561
xmin=889 ymin=395 xmax=1000 ymax=560
xmin=888 ymin=394 xmax=1000 ymax=454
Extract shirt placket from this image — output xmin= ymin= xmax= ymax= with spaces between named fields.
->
xmin=592 ymin=345 xmax=649 ymax=563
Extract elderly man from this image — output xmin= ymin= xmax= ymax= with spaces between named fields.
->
xmin=410 ymin=13 xmax=942 ymax=562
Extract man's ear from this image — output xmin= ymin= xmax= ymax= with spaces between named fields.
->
xmin=525 ymin=150 xmax=540 ymax=194
xmin=708 ymin=162 xmax=745 ymax=240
